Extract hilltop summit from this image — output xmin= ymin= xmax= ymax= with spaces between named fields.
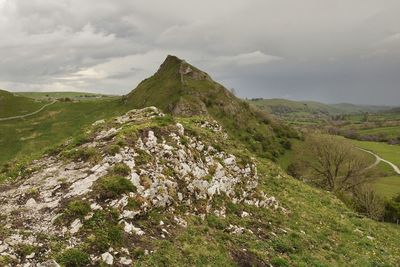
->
xmin=127 ymin=55 xmax=297 ymax=159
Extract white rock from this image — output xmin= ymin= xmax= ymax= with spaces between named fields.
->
xmin=123 ymin=221 xmax=134 ymax=233
xmin=223 ymin=156 xmax=236 ymax=166
xmin=26 ymin=252 xmax=35 ymax=259
xmin=120 ymin=257 xmax=133 ymax=265
xmin=70 ymin=219 xmax=82 ymax=234
xmin=37 ymin=259 xmax=61 ymax=267
xmin=241 ymin=211 xmax=250 ymax=218
xmin=101 ymin=252 xmax=114 ymax=265
xmin=92 ymin=119 xmax=105 ymax=126
xmin=132 ymin=226 xmax=145 ymax=236
xmin=145 ymin=131 xmax=157 ymax=148
xmin=25 ymin=198 xmax=37 ymax=208
xmin=174 ymin=216 xmax=188 ymax=228
xmin=177 ymin=193 xmax=183 ymax=202
xmin=90 ymin=203 xmax=102 ymax=210
xmin=0 ymin=243 xmax=9 ymax=253
xmin=176 ymin=123 xmax=185 ymax=136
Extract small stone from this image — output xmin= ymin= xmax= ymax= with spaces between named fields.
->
xmin=241 ymin=211 xmax=249 ymax=218
xmin=0 ymin=243 xmax=9 ymax=253
xmin=25 ymin=198 xmax=37 ymax=208
xmin=120 ymin=257 xmax=133 ymax=265
xmin=101 ymin=252 xmax=114 ymax=265
xmin=26 ymin=252 xmax=35 ymax=259
xmin=37 ymin=260 xmax=61 ymax=267
xmin=176 ymin=123 xmax=185 ymax=136
xmin=70 ymin=219 xmax=82 ymax=234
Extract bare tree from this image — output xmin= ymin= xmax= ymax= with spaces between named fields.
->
xmin=297 ymin=134 xmax=373 ymax=192
xmin=353 ymin=185 xmax=385 ymax=220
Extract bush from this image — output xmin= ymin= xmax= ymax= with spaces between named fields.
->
xmin=384 ymin=193 xmax=400 ymax=224
xmin=135 ymin=149 xmax=153 ymax=166
xmin=58 ymin=248 xmax=90 ymax=267
xmin=153 ymin=114 xmax=175 ymax=126
xmin=109 ymin=162 xmax=131 ymax=176
xmin=353 ymin=186 xmax=385 ymax=220
xmin=65 ymin=199 xmax=91 ymax=219
xmin=93 ymin=175 xmax=136 ymax=200
xmin=62 ymin=147 xmax=100 ymax=164
xmin=206 ymin=214 xmax=227 ymax=230
xmin=270 ymin=257 xmax=290 ymax=267
xmin=106 ymin=144 xmax=120 ymax=155
xmin=84 ymin=209 xmax=124 ymax=252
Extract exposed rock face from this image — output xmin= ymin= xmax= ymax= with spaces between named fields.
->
xmin=0 ymin=107 xmax=283 ymax=266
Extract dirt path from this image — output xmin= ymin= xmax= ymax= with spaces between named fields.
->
xmin=358 ymin=147 xmax=400 ymax=175
xmin=0 ymin=101 xmax=56 ymax=121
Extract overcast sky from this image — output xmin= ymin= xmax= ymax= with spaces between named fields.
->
xmin=0 ymin=0 xmax=399 ymax=105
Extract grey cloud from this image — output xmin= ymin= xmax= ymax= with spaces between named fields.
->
xmin=0 ymin=0 xmax=399 ymax=105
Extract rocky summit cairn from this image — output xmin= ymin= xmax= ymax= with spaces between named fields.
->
xmin=0 ymin=107 xmax=283 ymax=266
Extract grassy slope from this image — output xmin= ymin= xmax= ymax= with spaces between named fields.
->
xmin=0 ymin=89 xmax=47 ymax=117
xmin=0 ymin=98 xmax=129 ymax=165
xmin=139 ymin=148 xmax=400 ymax=266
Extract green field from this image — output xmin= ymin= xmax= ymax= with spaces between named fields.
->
xmin=350 ymin=140 xmax=400 ymax=198
xmin=357 ymin=126 xmax=400 ymax=139
xmin=0 ymin=98 xmax=129 ymax=165
xmin=15 ymin=91 xmax=118 ymax=102
xmin=351 ymin=140 xmax=400 ymax=167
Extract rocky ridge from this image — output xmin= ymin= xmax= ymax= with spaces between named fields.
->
xmin=0 ymin=107 xmax=283 ymax=266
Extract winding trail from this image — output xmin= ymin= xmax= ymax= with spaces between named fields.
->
xmin=0 ymin=101 xmax=56 ymax=122
xmin=358 ymin=147 xmax=400 ymax=175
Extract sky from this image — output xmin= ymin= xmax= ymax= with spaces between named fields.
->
xmin=0 ymin=0 xmax=399 ymax=105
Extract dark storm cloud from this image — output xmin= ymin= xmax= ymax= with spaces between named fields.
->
xmin=0 ymin=0 xmax=399 ymax=105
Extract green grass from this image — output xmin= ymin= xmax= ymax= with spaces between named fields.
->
xmin=93 ymin=175 xmax=136 ymax=200
xmin=57 ymin=248 xmax=90 ymax=267
xmin=372 ymin=175 xmax=400 ymax=198
xmin=349 ymin=140 xmax=400 ymax=198
xmin=358 ymin=126 xmax=400 ymax=139
xmin=0 ymin=98 xmax=129 ymax=165
xmin=0 ymin=89 xmax=47 ymax=117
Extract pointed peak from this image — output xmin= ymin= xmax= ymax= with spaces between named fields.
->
xmin=160 ymin=55 xmax=185 ymax=68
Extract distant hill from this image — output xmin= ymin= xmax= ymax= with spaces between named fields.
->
xmin=0 ymin=89 xmax=47 ymax=117
xmin=127 ymin=55 xmax=297 ymax=159
xmin=249 ymin=98 xmax=392 ymax=116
